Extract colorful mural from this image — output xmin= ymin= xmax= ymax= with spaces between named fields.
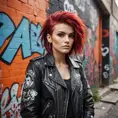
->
xmin=82 ymin=27 xmax=100 ymax=86
xmin=110 ymin=29 xmax=118 ymax=80
xmin=1 ymin=83 xmax=22 ymax=118
xmin=0 ymin=12 xmax=44 ymax=64
xmin=0 ymin=0 xmax=47 ymax=117
xmin=0 ymin=12 xmax=44 ymax=117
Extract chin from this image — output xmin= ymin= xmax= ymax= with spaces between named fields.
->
xmin=61 ymin=50 xmax=70 ymax=54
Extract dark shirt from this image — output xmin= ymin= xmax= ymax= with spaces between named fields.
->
xmin=64 ymin=79 xmax=74 ymax=118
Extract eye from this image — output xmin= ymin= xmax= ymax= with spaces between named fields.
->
xmin=69 ymin=34 xmax=74 ymax=38
xmin=57 ymin=33 xmax=65 ymax=37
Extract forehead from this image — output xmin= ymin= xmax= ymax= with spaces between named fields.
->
xmin=53 ymin=23 xmax=74 ymax=33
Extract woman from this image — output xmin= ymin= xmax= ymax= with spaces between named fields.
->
xmin=20 ymin=11 xmax=94 ymax=118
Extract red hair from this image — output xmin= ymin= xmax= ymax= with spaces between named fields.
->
xmin=39 ymin=11 xmax=86 ymax=54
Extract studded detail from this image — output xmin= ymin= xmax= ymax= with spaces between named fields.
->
xmin=49 ymin=73 xmax=52 ymax=77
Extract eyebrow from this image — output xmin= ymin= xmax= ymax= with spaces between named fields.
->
xmin=57 ymin=31 xmax=74 ymax=34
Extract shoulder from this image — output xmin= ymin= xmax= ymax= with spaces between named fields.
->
xmin=28 ymin=55 xmax=46 ymax=69
xmin=69 ymin=55 xmax=83 ymax=68
xmin=30 ymin=55 xmax=44 ymax=63
xmin=74 ymin=55 xmax=82 ymax=65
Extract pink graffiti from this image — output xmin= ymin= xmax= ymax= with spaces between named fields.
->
xmin=83 ymin=43 xmax=96 ymax=85
xmin=83 ymin=29 xmax=99 ymax=86
xmin=1 ymin=83 xmax=22 ymax=118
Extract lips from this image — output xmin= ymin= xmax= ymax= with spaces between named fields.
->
xmin=62 ymin=45 xmax=70 ymax=48
xmin=62 ymin=46 xmax=70 ymax=49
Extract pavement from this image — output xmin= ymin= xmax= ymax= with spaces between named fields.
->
xmin=94 ymin=77 xmax=118 ymax=118
xmin=103 ymin=102 xmax=118 ymax=118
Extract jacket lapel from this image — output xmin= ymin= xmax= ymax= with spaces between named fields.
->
xmin=44 ymin=53 xmax=67 ymax=88
xmin=44 ymin=53 xmax=82 ymax=90
xmin=70 ymin=67 xmax=81 ymax=92
xmin=53 ymin=67 xmax=67 ymax=88
xmin=69 ymin=55 xmax=82 ymax=93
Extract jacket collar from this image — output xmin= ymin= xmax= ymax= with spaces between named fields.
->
xmin=69 ymin=54 xmax=82 ymax=69
xmin=44 ymin=53 xmax=82 ymax=89
xmin=44 ymin=53 xmax=81 ymax=69
xmin=44 ymin=53 xmax=55 ymax=67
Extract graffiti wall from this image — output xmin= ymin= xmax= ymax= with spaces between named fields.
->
xmin=1 ymin=13 xmax=44 ymax=64
xmin=102 ymin=16 xmax=110 ymax=85
xmin=48 ymin=0 xmax=101 ymax=86
xmin=110 ymin=15 xmax=118 ymax=80
xmin=0 ymin=0 xmax=47 ymax=117
xmin=0 ymin=0 xmax=103 ymax=117
xmin=1 ymin=83 xmax=22 ymax=117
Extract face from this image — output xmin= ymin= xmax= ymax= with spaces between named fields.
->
xmin=47 ymin=23 xmax=74 ymax=55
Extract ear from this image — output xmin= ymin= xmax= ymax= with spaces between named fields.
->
xmin=47 ymin=34 xmax=52 ymax=43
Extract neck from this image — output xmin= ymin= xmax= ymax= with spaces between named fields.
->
xmin=52 ymin=51 xmax=67 ymax=66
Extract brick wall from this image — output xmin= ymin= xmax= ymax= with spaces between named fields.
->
xmin=0 ymin=0 xmax=47 ymax=117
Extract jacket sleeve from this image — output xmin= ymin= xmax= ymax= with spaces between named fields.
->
xmin=20 ymin=61 xmax=42 ymax=118
xmin=80 ymin=64 xmax=94 ymax=118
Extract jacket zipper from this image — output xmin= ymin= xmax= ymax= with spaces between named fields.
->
xmin=42 ymin=101 xmax=51 ymax=115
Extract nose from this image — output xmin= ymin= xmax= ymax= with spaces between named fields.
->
xmin=65 ymin=35 xmax=69 ymax=43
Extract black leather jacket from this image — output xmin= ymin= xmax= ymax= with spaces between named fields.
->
xmin=20 ymin=53 xmax=94 ymax=118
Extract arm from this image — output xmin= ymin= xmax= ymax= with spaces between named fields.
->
xmin=20 ymin=61 xmax=42 ymax=118
xmin=80 ymin=65 xmax=94 ymax=118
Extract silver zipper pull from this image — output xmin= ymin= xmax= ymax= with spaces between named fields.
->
xmin=42 ymin=102 xmax=51 ymax=115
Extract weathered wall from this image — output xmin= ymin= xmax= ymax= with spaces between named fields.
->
xmin=112 ymin=0 xmax=118 ymax=21
xmin=101 ymin=0 xmax=111 ymax=14
xmin=0 ymin=0 xmax=102 ymax=117
xmin=108 ymin=0 xmax=118 ymax=83
xmin=110 ymin=15 xmax=118 ymax=81
xmin=97 ymin=0 xmax=118 ymax=85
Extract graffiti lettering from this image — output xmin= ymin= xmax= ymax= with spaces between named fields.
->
xmin=103 ymin=72 xmax=108 ymax=79
xmin=0 ymin=13 xmax=15 ymax=48
xmin=0 ymin=13 xmax=44 ymax=64
xmin=1 ymin=83 xmax=22 ymax=118
xmin=102 ymin=46 xmax=109 ymax=57
xmin=103 ymin=64 xmax=109 ymax=79
xmin=102 ymin=18 xmax=110 ymax=83
xmin=64 ymin=0 xmax=77 ymax=14
xmin=104 ymin=64 xmax=109 ymax=71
